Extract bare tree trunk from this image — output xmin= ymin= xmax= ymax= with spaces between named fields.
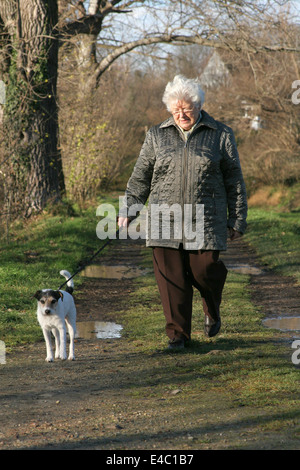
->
xmin=0 ymin=0 xmax=64 ymax=214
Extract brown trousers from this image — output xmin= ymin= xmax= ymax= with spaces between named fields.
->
xmin=152 ymin=246 xmax=228 ymax=341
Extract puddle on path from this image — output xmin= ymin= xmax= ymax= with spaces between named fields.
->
xmin=226 ymin=264 xmax=263 ymax=275
xmin=263 ymin=316 xmax=300 ymax=333
xmin=81 ymin=264 xmax=148 ymax=279
xmin=76 ymin=321 xmax=123 ymax=340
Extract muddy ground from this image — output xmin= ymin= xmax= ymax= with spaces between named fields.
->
xmin=0 ymin=237 xmax=299 ymax=451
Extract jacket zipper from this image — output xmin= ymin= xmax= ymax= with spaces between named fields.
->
xmin=181 ymin=140 xmax=189 ymax=246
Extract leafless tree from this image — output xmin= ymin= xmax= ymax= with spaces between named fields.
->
xmin=60 ymin=0 xmax=299 ymax=92
xmin=0 ymin=0 xmax=298 ymax=214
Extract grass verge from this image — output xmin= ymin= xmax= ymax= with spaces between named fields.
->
xmin=245 ymin=208 xmax=300 ymax=283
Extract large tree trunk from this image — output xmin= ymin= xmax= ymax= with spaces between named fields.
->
xmin=22 ymin=0 xmax=64 ymax=212
xmin=0 ymin=0 xmax=64 ymax=214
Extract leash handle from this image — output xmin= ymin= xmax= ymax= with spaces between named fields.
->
xmin=58 ymin=228 xmax=120 ymax=290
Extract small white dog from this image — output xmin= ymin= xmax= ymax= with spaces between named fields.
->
xmin=34 ymin=270 xmax=77 ymax=362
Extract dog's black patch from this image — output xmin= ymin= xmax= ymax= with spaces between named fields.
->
xmin=33 ymin=290 xmax=63 ymax=301
xmin=33 ymin=290 xmax=43 ymax=300
xmin=65 ymin=286 xmax=74 ymax=295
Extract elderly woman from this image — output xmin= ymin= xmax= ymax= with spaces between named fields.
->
xmin=118 ymin=75 xmax=247 ymax=349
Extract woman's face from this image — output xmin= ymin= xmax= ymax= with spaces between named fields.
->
xmin=170 ymin=99 xmax=200 ymax=131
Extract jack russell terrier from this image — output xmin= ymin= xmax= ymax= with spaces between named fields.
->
xmin=34 ymin=270 xmax=77 ymax=362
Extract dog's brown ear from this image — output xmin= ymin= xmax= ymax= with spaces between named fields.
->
xmin=33 ymin=290 xmax=43 ymax=300
xmin=59 ymin=291 xmax=63 ymax=302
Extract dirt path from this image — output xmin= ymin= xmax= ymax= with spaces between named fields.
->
xmin=0 ymin=237 xmax=299 ymax=450
xmin=221 ymin=239 xmax=300 ymax=322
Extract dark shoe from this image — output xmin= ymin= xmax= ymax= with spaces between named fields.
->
xmin=168 ymin=338 xmax=185 ymax=350
xmin=204 ymin=315 xmax=221 ymax=337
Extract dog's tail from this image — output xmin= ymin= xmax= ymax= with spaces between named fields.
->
xmin=59 ymin=270 xmax=74 ymax=295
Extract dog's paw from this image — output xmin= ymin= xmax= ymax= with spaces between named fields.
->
xmin=68 ymin=355 xmax=75 ymax=361
xmin=45 ymin=357 xmax=54 ymax=362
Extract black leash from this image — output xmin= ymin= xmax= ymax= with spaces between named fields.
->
xmin=58 ymin=228 xmax=120 ymax=290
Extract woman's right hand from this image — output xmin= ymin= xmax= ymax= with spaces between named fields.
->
xmin=118 ymin=217 xmax=130 ymax=228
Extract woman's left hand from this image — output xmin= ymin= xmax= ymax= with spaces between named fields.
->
xmin=228 ymin=227 xmax=242 ymax=241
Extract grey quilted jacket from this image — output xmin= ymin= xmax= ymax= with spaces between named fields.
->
xmin=120 ymin=110 xmax=247 ymax=250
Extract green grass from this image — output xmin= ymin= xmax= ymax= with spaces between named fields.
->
xmin=245 ymin=208 xmax=300 ymax=283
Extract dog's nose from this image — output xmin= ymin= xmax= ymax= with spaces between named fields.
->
xmin=45 ymin=309 xmax=51 ymax=315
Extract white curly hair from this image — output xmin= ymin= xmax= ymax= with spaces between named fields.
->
xmin=162 ymin=75 xmax=205 ymax=112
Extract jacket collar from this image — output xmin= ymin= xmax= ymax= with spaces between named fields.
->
xmin=159 ymin=110 xmax=218 ymax=131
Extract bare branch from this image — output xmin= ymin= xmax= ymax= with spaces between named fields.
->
xmin=61 ymin=0 xmax=138 ymax=36
xmin=92 ymin=31 xmax=300 ymax=87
